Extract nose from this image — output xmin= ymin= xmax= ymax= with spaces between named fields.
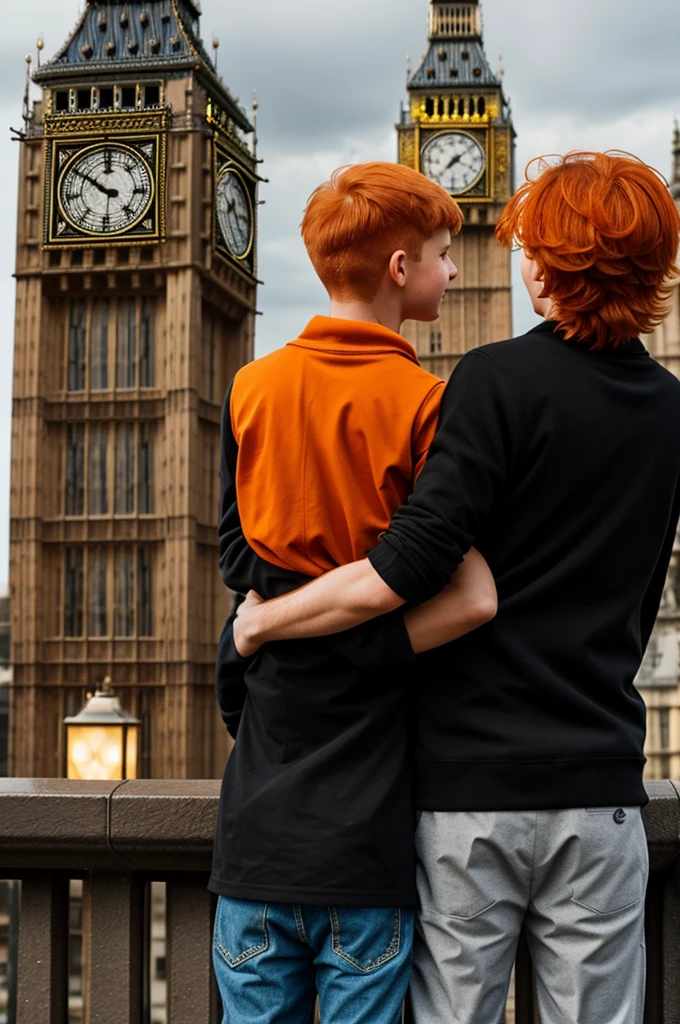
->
xmin=448 ymin=259 xmax=458 ymax=281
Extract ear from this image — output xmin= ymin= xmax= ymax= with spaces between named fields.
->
xmin=388 ymin=250 xmax=408 ymax=290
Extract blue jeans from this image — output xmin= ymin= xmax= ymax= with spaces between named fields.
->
xmin=213 ymin=896 xmax=414 ymax=1024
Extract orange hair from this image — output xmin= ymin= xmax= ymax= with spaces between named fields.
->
xmin=302 ymin=162 xmax=463 ymax=301
xmin=496 ymin=152 xmax=680 ymax=349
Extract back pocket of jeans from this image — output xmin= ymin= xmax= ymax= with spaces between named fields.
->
xmin=213 ymin=898 xmax=269 ymax=968
xmin=329 ymin=907 xmax=402 ymax=973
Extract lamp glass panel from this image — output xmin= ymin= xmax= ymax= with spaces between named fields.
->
xmin=125 ymin=726 xmax=139 ymax=780
xmin=66 ymin=724 xmax=124 ymax=780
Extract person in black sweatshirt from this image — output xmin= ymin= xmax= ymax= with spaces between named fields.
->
xmin=233 ymin=151 xmax=680 ymax=1024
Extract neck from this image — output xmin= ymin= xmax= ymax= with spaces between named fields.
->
xmin=328 ymin=297 xmax=402 ymax=335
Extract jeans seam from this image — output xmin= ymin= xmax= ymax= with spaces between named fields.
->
xmin=293 ymin=904 xmax=311 ymax=946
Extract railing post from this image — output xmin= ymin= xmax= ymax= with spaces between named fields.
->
xmin=644 ymin=869 xmax=664 ymax=1023
xmin=659 ymin=856 xmax=680 ymax=1024
xmin=15 ymin=872 xmax=69 ymax=1024
xmin=643 ymin=779 xmax=680 ymax=1024
xmin=166 ymin=876 xmax=220 ymax=1024
xmin=7 ymin=879 xmax=19 ymax=1024
xmin=82 ymin=873 xmax=144 ymax=1024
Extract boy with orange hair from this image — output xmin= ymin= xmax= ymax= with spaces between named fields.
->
xmin=209 ymin=162 xmax=497 ymax=1024
xmin=234 ymin=152 xmax=680 ymax=1023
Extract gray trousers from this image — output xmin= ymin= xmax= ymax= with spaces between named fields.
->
xmin=412 ymin=808 xmax=648 ymax=1024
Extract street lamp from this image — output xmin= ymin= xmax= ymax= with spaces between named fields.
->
xmin=64 ymin=680 xmax=141 ymax=780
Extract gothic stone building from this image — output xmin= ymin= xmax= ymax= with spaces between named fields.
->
xmin=10 ymin=0 xmax=259 ymax=779
xmin=639 ymin=126 xmax=680 ymax=780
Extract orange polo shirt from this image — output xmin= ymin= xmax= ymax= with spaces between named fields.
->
xmin=230 ymin=316 xmax=445 ymax=577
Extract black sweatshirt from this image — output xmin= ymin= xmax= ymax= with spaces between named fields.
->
xmin=368 ymin=321 xmax=680 ymax=811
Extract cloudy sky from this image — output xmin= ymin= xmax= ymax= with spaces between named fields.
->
xmin=0 ymin=0 xmax=677 ymax=585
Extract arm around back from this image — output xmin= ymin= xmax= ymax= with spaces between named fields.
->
xmin=404 ymin=547 xmax=497 ymax=654
xmin=233 ymin=350 xmax=517 ymax=654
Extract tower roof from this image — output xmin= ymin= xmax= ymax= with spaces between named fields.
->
xmin=409 ymin=40 xmax=498 ymax=89
xmin=33 ymin=0 xmax=252 ymax=133
xmin=410 ymin=2 xmax=498 ymax=90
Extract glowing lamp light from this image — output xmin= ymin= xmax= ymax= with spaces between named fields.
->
xmin=64 ymin=689 xmax=141 ymax=781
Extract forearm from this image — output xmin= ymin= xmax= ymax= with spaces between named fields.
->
xmin=238 ymin=558 xmax=405 ymax=650
xmin=404 ymin=547 xmax=497 ymax=654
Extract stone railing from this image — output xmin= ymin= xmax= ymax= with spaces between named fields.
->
xmin=0 ymin=779 xmax=678 ymax=1024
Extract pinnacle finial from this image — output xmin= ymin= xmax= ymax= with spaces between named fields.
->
xmin=252 ymin=88 xmax=259 ymax=161
xmin=671 ymin=120 xmax=680 ymax=196
xmin=22 ymin=54 xmax=33 ymax=123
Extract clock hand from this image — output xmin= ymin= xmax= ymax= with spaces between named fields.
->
xmin=75 ymin=170 xmax=119 ymax=199
xmin=444 ymin=152 xmax=464 ymax=171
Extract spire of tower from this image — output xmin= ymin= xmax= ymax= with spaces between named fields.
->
xmin=411 ymin=0 xmax=496 ymax=90
xmin=672 ymin=119 xmax=680 ymax=199
xmin=429 ymin=1 xmax=482 ymax=41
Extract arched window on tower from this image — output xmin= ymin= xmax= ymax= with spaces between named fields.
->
xmin=458 ymin=98 xmax=465 ymax=118
xmin=478 ymin=97 xmax=486 ymax=117
xmin=426 ymin=98 xmax=435 ymax=118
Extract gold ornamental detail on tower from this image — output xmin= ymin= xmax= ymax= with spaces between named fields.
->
xmin=411 ymin=95 xmax=498 ymax=125
xmin=495 ymin=130 xmax=509 ymax=178
xmin=399 ymin=129 xmax=416 ymax=169
xmin=45 ymin=109 xmax=170 ymax=137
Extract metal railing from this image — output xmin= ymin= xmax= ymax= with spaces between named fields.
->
xmin=0 ymin=779 xmax=678 ymax=1024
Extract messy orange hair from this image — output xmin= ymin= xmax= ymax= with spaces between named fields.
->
xmin=496 ymin=152 xmax=680 ymax=349
xmin=302 ymin=162 xmax=463 ymax=301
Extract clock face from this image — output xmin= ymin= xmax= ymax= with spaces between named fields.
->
xmin=216 ymin=168 xmax=253 ymax=259
xmin=421 ymin=132 xmax=486 ymax=195
xmin=58 ymin=144 xmax=154 ymax=235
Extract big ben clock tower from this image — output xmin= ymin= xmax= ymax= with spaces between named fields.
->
xmin=10 ymin=0 xmax=259 ymax=779
xmin=398 ymin=0 xmax=516 ymax=378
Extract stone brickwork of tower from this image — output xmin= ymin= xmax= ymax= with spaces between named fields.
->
xmin=10 ymin=0 xmax=259 ymax=779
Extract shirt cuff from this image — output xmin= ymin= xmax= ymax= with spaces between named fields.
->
xmin=368 ymin=538 xmax=445 ymax=607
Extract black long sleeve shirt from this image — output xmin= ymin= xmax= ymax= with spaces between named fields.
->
xmin=368 ymin=321 xmax=680 ymax=811
xmin=209 ymin=382 xmax=419 ymax=907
